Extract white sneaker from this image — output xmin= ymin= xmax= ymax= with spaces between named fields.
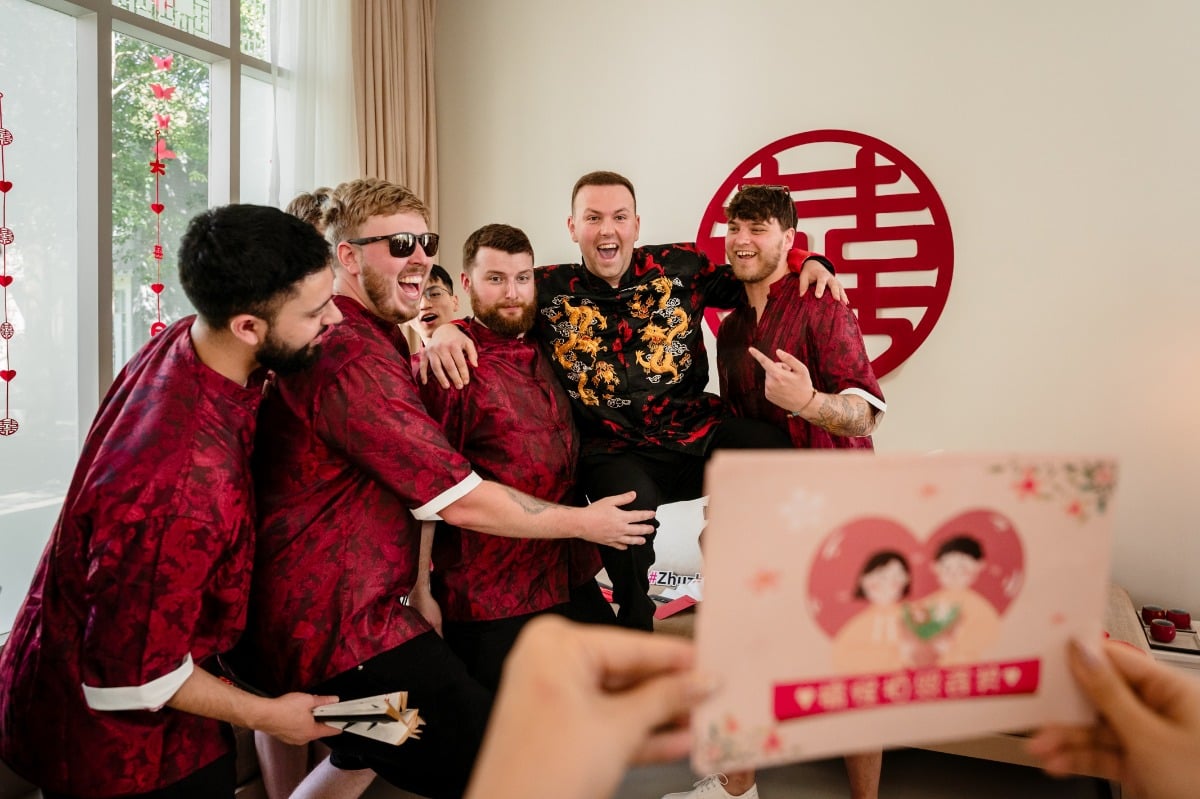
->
xmin=660 ymin=774 xmax=760 ymax=799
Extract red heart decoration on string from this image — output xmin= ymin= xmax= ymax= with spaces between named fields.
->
xmin=0 ymin=181 xmax=11 ymax=193
xmin=151 ymin=203 xmax=165 ymax=214
xmin=151 ymin=283 xmax=164 ymax=294
xmin=0 ymin=275 xmax=12 ymax=287
xmin=150 ymin=322 xmax=167 ymax=336
xmin=0 ymin=370 xmax=15 ymax=382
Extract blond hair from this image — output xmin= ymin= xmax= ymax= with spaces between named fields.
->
xmin=323 ymin=178 xmax=430 ymax=245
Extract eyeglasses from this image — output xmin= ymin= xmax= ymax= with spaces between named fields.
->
xmin=423 ymin=286 xmax=451 ymax=300
xmin=346 ymin=231 xmax=440 ymax=259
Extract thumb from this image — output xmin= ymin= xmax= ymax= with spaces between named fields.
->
xmin=603 ymin=490 xmax=638 ymax=507
xmin=310 ymin=694 xmax=340 ymax=709
xmin=1067 ymin=640 xmax=1159 ymax=740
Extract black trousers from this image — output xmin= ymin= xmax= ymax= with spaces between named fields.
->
xmin=42 ymin=754 xmax=235 ymax=799
xmin=580 ymin=415 xmax=790 ymax=630
xmin=444 ymin=580 xmax=617 ymax=692
xmin=312 ymin=632 xmax=492 ymax=799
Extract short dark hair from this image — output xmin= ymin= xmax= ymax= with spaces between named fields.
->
xmin=571 ymin=171 xmax=637 ymax=214
xmin=285 ymin=187 xmax=333 ymax=232
xmin=179 ymin=204 xmax=331 ymax=327
xmin=725 ymin=185 xmax=797 ymax=231
xmin=427 ymin=264 xmax=454 ymax=292
xmin=462 ymin=223 xmax=535 ymax=271
xmin=936 ymin=535 xmax=984 ymax=561
xmin=853 ymin=550 xmax=911 ymax=600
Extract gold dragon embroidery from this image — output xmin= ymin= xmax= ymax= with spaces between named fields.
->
xmin=633 ymin=276 xmax=691 ymax=384
xmin=546 ymin=297 xmax=610 ymax=406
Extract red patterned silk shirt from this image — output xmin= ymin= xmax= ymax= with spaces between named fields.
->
xmin=418 ymin=320 xmax=597 ymax=622
xmin=246 ymin=297 xmax=479 ymax=693
xmin=717 ymin=272 xmax=885 ymax=450
xmin=0 ymin=318 xmax=262 ymax=797
xmin=534 ymin=243 xmax=743 ymax=458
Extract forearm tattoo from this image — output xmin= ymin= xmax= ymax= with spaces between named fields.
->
xmin=813 ymin=393 xmax=876 ymax=437
xmin=505 ymin=485 xmax=551 ymax=515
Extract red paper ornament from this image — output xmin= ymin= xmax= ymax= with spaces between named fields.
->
xmin=0 ymin=90 xmax=15 ymax=435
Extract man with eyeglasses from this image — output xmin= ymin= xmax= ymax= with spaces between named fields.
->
xmin=425 ymin=171 xmax=845 ymax=631
xmin=418 ymin=223 xmax=617 ymax=693
xmin=407 ymin=264 xmax=461 ymax=347
xmin=240 ymin=178 xmax=654 ymax=799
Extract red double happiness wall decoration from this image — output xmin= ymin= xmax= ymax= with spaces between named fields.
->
xmin=697 ymin=129 xmax=954 ymax=380
xmin=0 ymin=91 xmax=17 ymax=437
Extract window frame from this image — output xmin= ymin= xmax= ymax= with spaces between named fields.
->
xmin=26 ymin=0 xmax=274 ymax=420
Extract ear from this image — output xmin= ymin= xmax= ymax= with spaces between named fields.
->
xmin=633 ymin=213 xmax=641 ymax=243
xmin=783 ymin=227 xmax=795 ymax=251
xmin=460 ymin=271 xmax=471 ymax=294
xmin=228 ymin=313 xmax=268 ymax=348
xmin=337 ymin=240 xmax=362 ymax=276
xmin=567 ymin=214 xmax=579 ymax=243
xmin=450 ymin=293 xmax=461 ymax=313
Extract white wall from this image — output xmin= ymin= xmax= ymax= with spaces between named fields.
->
xmin=435 ymin=0 xmax=1200 ymax=613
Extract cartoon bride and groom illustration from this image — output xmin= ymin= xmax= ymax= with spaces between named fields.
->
xmin=831 ymin=535 xmax=1002 ymax=673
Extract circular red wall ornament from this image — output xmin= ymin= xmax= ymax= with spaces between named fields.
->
xmin=696 ymin=129 xmax=954 ymax=379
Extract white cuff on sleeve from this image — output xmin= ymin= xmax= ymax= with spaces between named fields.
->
xmin=841 ymin=387 xmax=887 ymax=414
xmin=82 ymin=653 xmax=193 ymax=712
xmin=411 ymin=471 xmax=483 ymax=521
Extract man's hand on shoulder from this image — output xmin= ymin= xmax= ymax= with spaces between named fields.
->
xmin=420 ymin=322 xmax=478 ymax=389
xmin=787 ymin=250 xmax=848 ymax=304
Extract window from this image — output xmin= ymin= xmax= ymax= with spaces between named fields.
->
xmin=0 ymin=0 xmax=282 ymax=635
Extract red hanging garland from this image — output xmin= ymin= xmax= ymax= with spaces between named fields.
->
xmin=0 ymin=90 xmax=17 ymax=437
xmin=147 ymin=53 xmax=175 ymax=337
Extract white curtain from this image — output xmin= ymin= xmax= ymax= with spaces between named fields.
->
xmin=269 ymin=0 xmax=360 ymax=207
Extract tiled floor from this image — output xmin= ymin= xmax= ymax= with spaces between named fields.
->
xmin=361 ymin=747 xmax=1109 ymax=799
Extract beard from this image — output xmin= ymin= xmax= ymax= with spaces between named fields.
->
xmin=728 ymin=238 xmax=785 ymax=284
xmin=258 ymin=328 xmax=325 ymax=375
xmin=362 ymin=262 xmax=415 ymax=325
xmin=472 ymin=295 xmax=537 ymax=337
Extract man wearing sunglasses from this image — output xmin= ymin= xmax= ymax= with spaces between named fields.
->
xmin=240 ymin=178 xmax=654 ymax=799
xmin=424 ymin=171 xmax=845 ymax=631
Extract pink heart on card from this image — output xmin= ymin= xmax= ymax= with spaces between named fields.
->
xmin=150 ymin=283 xmax=164 ymax=294
xmin=0 ymin=370 xmax=15 ymax=382
xmin=151 ymin=203 xmax=165 ymax=214
xmin=808 ymin=509 xmax=1024 ymax=671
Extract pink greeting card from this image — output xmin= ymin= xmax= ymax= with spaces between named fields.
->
xmin=693 ymin=452 xmax=1117 ymax=772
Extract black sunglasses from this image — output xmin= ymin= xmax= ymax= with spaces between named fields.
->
xmin=346 ymin=231 xmax=440 ymax=258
